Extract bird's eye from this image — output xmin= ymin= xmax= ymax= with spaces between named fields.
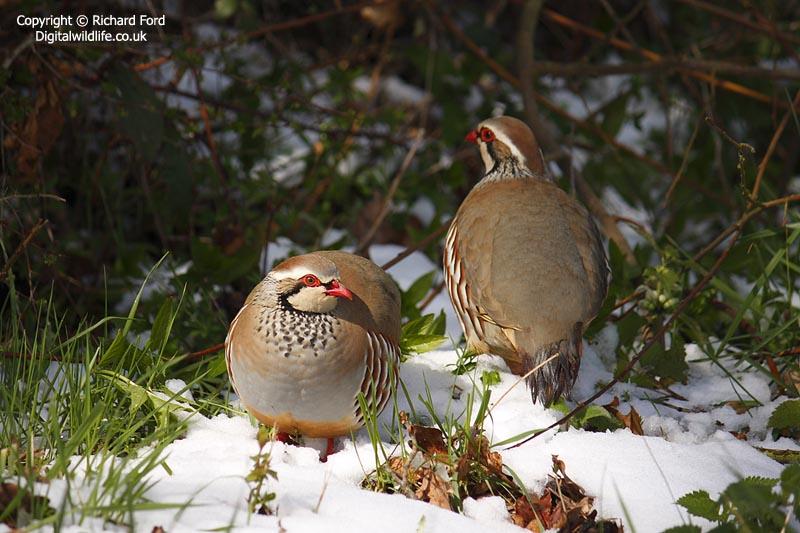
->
xmin=480 ymin=128 xmax=495 ymax=142
xmin=303 ymin=275 xmax=321 ymax=287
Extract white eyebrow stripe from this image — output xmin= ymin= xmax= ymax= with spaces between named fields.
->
xmin=270 ymin=264 xmax=338 ymax=282
xmin=492 ymin=125 xmax=527 ymax=166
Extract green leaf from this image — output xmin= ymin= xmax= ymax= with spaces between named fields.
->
xmin=600 ymin=92 xmax=630 ymax=137
xmin=480 ymin=370 xmax=501 ymax=387
xmin=639 ymin=334 xmax=688 ymax=384
xmin=768 ymin=399 xmax=800 ymax=430
xmin=126 ymin=381 xmax=150 ymax=414
xmin=706 ymin=524 xmax=738 ymax=533
xmin=677 ymin=490 xmax=722 ymax=522
xmin=100 ymin=331 xmax=134 ymax=366
xmin=400 ymin=271 xmax=438 ymax=321
xmin=108 ymin=64 xmax=164 ymax=160
xmin=148 ymin=296 xmax=176 ymax=354
xmin=551 ymin=403 xmax=623 ymax=432
xmin=204 ymin=355 xmax=230 ymax=379
xmin=576 ymin=405 xmax=623 ymax=432
xmin=615 ymin=311 xmax=646 ymax=353
xmin=661 ymin=526 xmax=702 ymax=533
xmin=215 ymin=0 xmax=238 ymax=18
xmin=406 ymin=271 xmax=436 ymax=306
xmin=401 ymin=334 xmax=447 ymax=355
xmin=721 ymin=476 xmax=780 ymax=521
xmin=190 ymin=236 xmax=261 ymax=285
xmin=780 ymin=464 xmax=800 ymax=504
xmin=400 ymin=311 xmax=447 ymax=355
xmin=403 ymin=311 xmax=447 ymax=337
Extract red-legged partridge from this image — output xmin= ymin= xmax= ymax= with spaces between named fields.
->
xmin=225 ymin=250 xmax=401 ymax=455
xmin=444 ymin=116 xmax=609 ymax=405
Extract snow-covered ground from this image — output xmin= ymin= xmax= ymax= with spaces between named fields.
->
xmin=20 ymin=243 xmax=796 ymax=533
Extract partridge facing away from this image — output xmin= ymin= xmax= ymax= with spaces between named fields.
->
xmin=225 ymin=250 xmax=401 ymax=454
xmin=443 ymin=116 xmax=609 ymax=405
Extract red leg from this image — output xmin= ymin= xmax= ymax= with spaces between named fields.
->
xmin=320 ymin=437 xmax=335 ymax=462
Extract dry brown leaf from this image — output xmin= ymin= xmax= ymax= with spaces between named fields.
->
xmin=415 ymin=467 xmax=452 ymax=510
xmin=387 ymin=455 xmax=406 ymax=476
xmin=0 ymin=481 xmax=52 ymax=528
xmin=3 ymin=63 xmax=65 ymax=178
xmin=511 ymin=496 xmax=537 ymax=528
xmin=782 ymin=368 xmax=800 ymax=396
xmin=725 ymin=401 xmax=754 ymax=414
xmin=604 ymin=397 xmax=645 ymax=435
xmin=360 ymin=0 xmax=403 ymax=31
xmin=409 ymin=425 xmax=448 ymax=457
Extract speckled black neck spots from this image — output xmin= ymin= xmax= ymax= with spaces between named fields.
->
xmin=478 ymin=156 xmax=535 ymax=189
xmin=258 ymin=306 xmax=338 ymax=360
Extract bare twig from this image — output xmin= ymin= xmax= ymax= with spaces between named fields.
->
xmin=540 ymin=8 xmax=799 ymax=111
xmin=134 ymin=2 xmax=378 ymax=72
xmin=180 ymin=342 xmax=225 ymax=361
xmin=293 ymin=18 xmax=398 ymax=239
xmin=356 ymin=130 xmax=425 ymax=255
xmin=528 ymin=59 xmax=800 ymax=81
xmin=664 ymin=113 xmax=703 ymax=205
xmin=0 ymin=219 xmax=48 ymax=281
xmin=751 ymin=89 xmax=800 ymax=207
xmin=381 ymin=220 xmax=451 ymax=271
xmin=675 ymin=0 xmax=800 ymax=47
xmin=190 ymin=67 xmax=228 ymax=187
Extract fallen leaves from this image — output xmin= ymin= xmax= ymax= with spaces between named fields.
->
xmin=365 ymin=413 xmax=623 ymax=532
xmin=513 ymin=456 xmax=622 ymax=533
xmin=604 ymin=397 xmax=644 ymax=435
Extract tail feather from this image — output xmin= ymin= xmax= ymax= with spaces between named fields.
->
xmin=521 ymin=326 xmax=583 ymax=406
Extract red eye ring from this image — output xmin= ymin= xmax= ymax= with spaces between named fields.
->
xmin=480 ymin=128 xmax=495 ymax=142
xmin=302 ymin=274 xmax=321 ymax=287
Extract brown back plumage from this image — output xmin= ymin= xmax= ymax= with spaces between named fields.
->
xmin=445 ymin=116 xmax=609 ymax=404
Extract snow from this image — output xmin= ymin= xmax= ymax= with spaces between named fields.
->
xmin=13 ymin=243 xmax=795 ymax=533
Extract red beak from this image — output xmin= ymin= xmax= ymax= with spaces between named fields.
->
xmin=465 ymin=129 xmax=478 ymax=142
xmin=325 ymin=280 xmax=353 ymax=300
